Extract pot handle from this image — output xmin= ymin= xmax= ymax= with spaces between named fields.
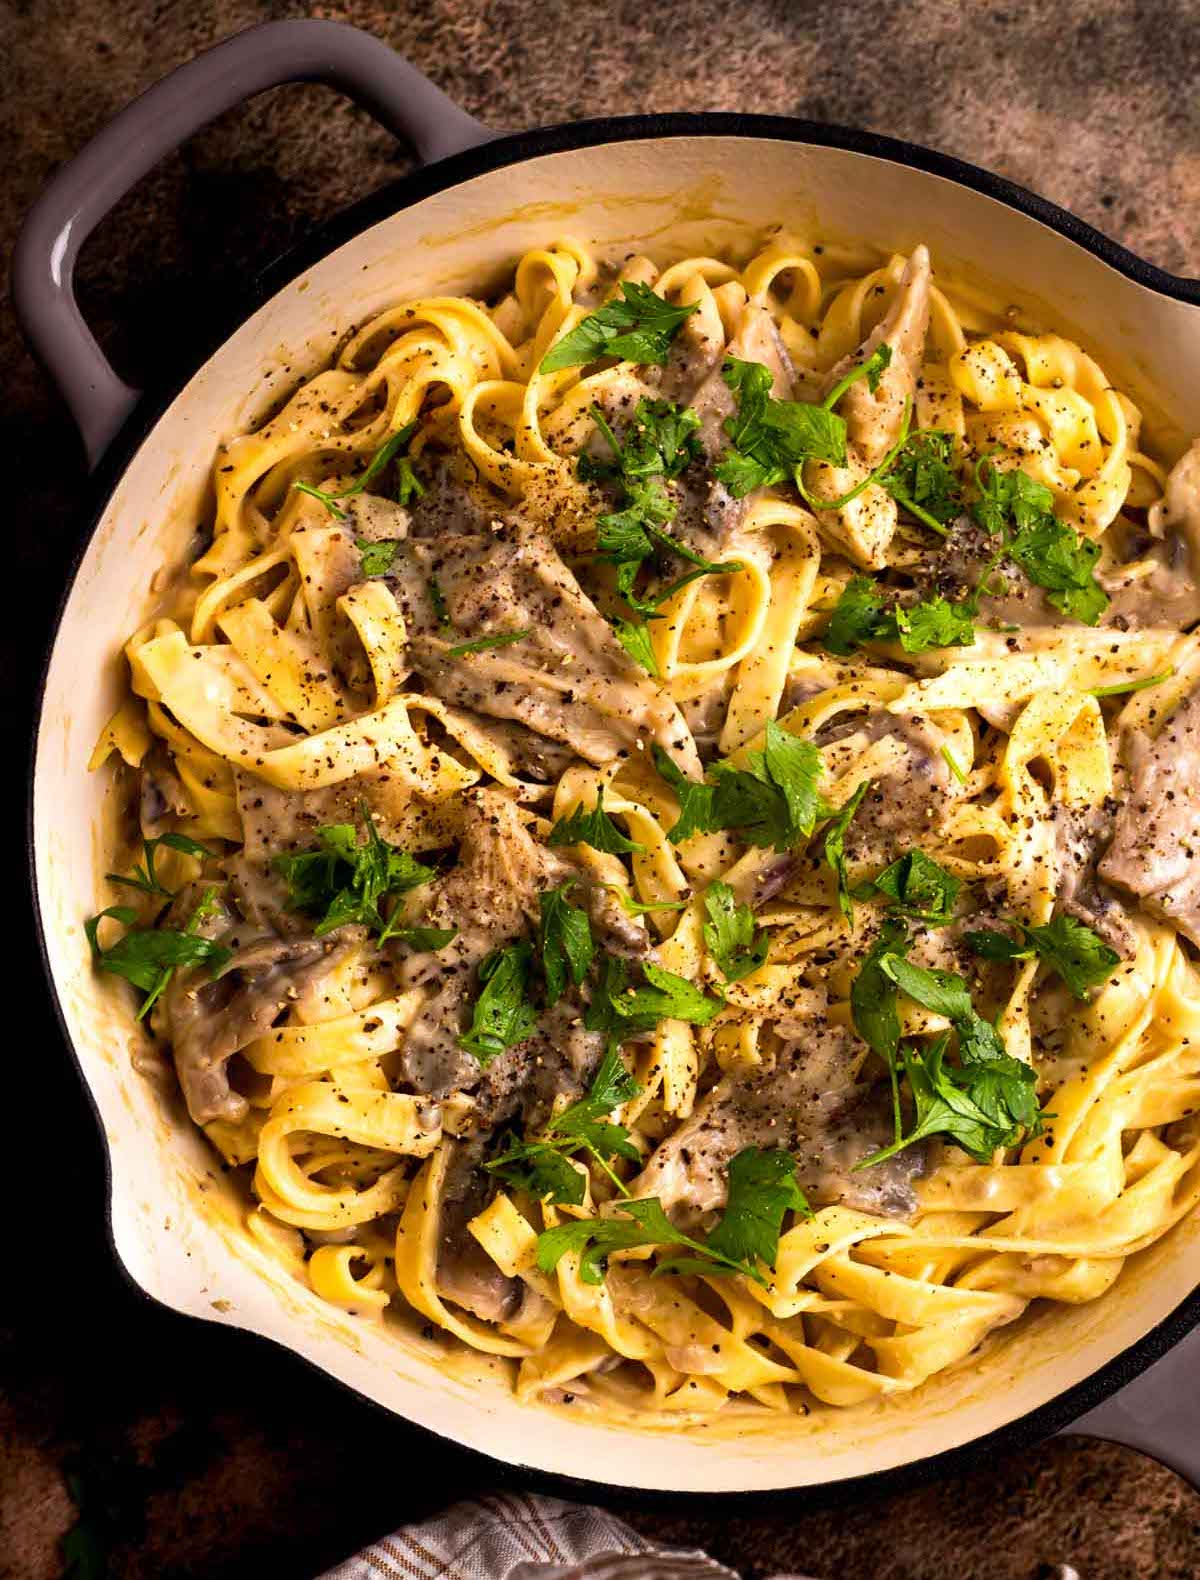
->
xmin=11 ymin=19 xmax=490 ymax=470
xmin=1059 ymin=1324 xmax=1200 ymax=1487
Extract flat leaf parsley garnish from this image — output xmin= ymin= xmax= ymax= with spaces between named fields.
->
xmin=703 ymin=881 xmax=769 ymax=982
xmin=863 ymin=849 xmax=962 ymax=925
xmin=970 ymin=458 xmax=1108 ymax=624
xmin=714 ymin=346 xmax=893 ymax=497
xmin=271 ymin=805 xmax=435 ymax=941
xmin=445 ymin=628 xmax=533 ymax=657
xmin=356 ymin=538 xmax=403 ymax=577
xmin=652 ymin=721 xmax=829 ymax=852
xmin=86 ymin=887 xmax=231 ymax=1021
xmin=540 ymin=282 xmax=699 ymax=373
xmin=878 ymin=429 xmax=964 ymax=533
xmin=849 ymin=934 xmax=1042 ymax=1167
xmin=582 ymin=403 xmax=743 ymax=632
xmin=535 ymin=1146 xmax=809 ymax=1286
xmin=537 ymin=883 xmax=595 ymax=1006
xmin=822 ymin=780 xmax=872 ymax=923
xmin=294 ymin=419 xmax=425 ymax=518
xmin=547 ymin=786 xmax=645 ymax=855
xmin=965 ymin=912 xmax=1121 ymax=999
xmin=105 ymin=832 xmax=214 ymax=898
xmin=459 ymin=939 xmax=539 ymax=1065
xmin=584 ymin=956 xmax=726 ymax=1043
xmin=823 ymin=576 xmax=976 ymax=657
xmin=486 ymin=1045 xmax=642 ymax=1204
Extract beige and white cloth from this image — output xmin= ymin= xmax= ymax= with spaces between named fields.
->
xmin=317 ymin=1493 xmax=815 ymax=1580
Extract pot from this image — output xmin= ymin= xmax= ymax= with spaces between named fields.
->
xmin=16 ymin=17 xmax=1200 ymax=1498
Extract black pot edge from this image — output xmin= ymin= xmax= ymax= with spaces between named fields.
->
xmin=26 ymin=109 xmax=1200 ymax=1516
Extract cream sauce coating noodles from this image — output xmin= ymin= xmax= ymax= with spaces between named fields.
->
xmin=90 ymin=234 xmax=1200 ymax=1420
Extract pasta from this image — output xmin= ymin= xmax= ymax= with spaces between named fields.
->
xmin=87 ymin=232 xmax=1200 ymax=1422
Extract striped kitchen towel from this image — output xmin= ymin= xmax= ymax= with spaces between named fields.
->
xmin=316 ymin=1491 xmax=807 ymax=1579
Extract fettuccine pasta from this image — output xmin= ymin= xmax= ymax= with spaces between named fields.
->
xmin=88 ymin=232 xmax=1200 ymax=1422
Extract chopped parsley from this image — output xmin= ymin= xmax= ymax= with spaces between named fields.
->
xmin=879 ymin=429 xmax=964 ymax=533
xmin=714 ymin=346 xmax=893 ymax=498
xmin=294 ymin=419 xmax=423 ymax=518
xmin=445 ymin=628 xmax=532 ymax=657
xmin=384 ymin=925 xmax=458 ymax=951
xmin=823 ymin=576 xmax=976 ymax=656
xmin=584 ymin=956 xmax=725 ymax=1042
xmin=547 ymin=786 xmax=644 ymax=855
xmin=965 ymin=913 xmax=1121 ymax=999
xmin=864 ymin=849 xmax=962 ymax=925
xmin=86 ymin=887 xmax=231 ymax=1021
xmin=652 ymin=722 xmax=829 ymax=852
xmin=702 ymin=881 xmax=769 ymax=982
xmin=536 ymin=1145 xmax=809 ymax=1286
xmin=537 ymin=883 xmax=595 ymax=1006
xmin=356 ymin=538 xmax=403 ymax=577
xmin=822 ymin=780 xmax=872 ymax=922
xmin=850 ymin=938 xmax=1041 ymax=1166
xmin=971 ymin=459 xmax=1108 ymax=624
xmin=271 ymin=806 xmax=435 ymax=941
xmin=486 ymin=1045 xmax=642 ymax=1204
xmin=459 ymin=940 xmax=539 ymax=1065
xmin=540 ymin=282 xmax=699 ymax=374
xmin=105 ymin=832 xmax=213 ymax=898
xmin=584 ymin=403 xmax=743 ymax=620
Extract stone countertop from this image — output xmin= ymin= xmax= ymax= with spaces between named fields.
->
xmin=2 ymin=2 xmax=1199 ymax=1576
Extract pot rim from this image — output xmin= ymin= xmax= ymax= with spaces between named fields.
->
xmin=27 ymin=109 xmax=1200 ymax=1503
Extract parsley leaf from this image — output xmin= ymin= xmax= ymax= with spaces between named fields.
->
xmin=651 ymin=745 xmax=718 ymax=844
xmin=537 ymin=1145 xmax=808 ymax=1285
xmin=547 ymin=786 xmax=644 ymax=855
xmin=867 ymin=849 xmax=961 ymax=925
xmin=86 ymin=888 xmax=231 ymax=1021
xmin=823 ymin=576 xmax=975 ymax=656
xmin=536 ymin=1197 xmax=735 ymax=1285
xmin=965 ymin=913 xmax=1120 ymax=999
xmin=294 ymin=420 xmax=421 ymax=518
xmin=856 ymin=1032 xmax=1037 ymax=1167
xmin=587 ymin=404 xmax=743 ymax=616
xmin=585 ymin=956 xmax=725 ymax=1041
xmin=610 ymin=961 xmax=725 ymax=1031
xmin=105 ymin=832 xmax=213 ymax=898
xmin=698 ymin=1147 xmax=811 ymax=1269
xmin=850 ymin=924 xmax=1042 ymax=1165
xmin=822 ymin=780 xmax=871 ymax=923
xmin=708 ymin=722 xmax=828 ymax=851
xmin=537 ymin=883 xmax=595 ymax=1005
xmin=445 ymin=628 xmax=532 ymax=657
xmin=653 ymin=725 xmax=828 ymax=853
xmin=613 ymin=616 xmax=659 ymax=675
xmin=879 ymin=429 xmax=964 ymax=533
xmin=715 ymin=355 xmax=851 ymax=497
xmin=851 ymin=919 xmax=909 ymax=1070
xmin=541 ymin=282 xmax=699 ymax=373
xmin=459 ymin=940 xmax=539 ymax=1065
xmin=703 ymin=881 xmax=769 ymax=982
xmin=356 ymin=537 xmax=403 ymax=577
xmin=272 ymin=806 xmax=434 ymax=940
xmin=970 ymin=459 xmax=1108 ymax=625
xmin=384 ymin=925 xmax=458 ymax=951
xmin=487 ymin=1045 xmax=642 ymax=1205
xmin=603 ymin=885 xmax=690 ymax=917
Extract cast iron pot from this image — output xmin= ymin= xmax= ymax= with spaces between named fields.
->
xmin=15 ymin=17 xmax=1200 ymax=1498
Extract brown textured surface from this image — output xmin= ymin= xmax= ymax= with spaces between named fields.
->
xmin=3 ymin=2 xmax=1199 ymax=1577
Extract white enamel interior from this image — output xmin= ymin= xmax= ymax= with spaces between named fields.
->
xmin=34 ymin=134 xmax=1200 ymax=1491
